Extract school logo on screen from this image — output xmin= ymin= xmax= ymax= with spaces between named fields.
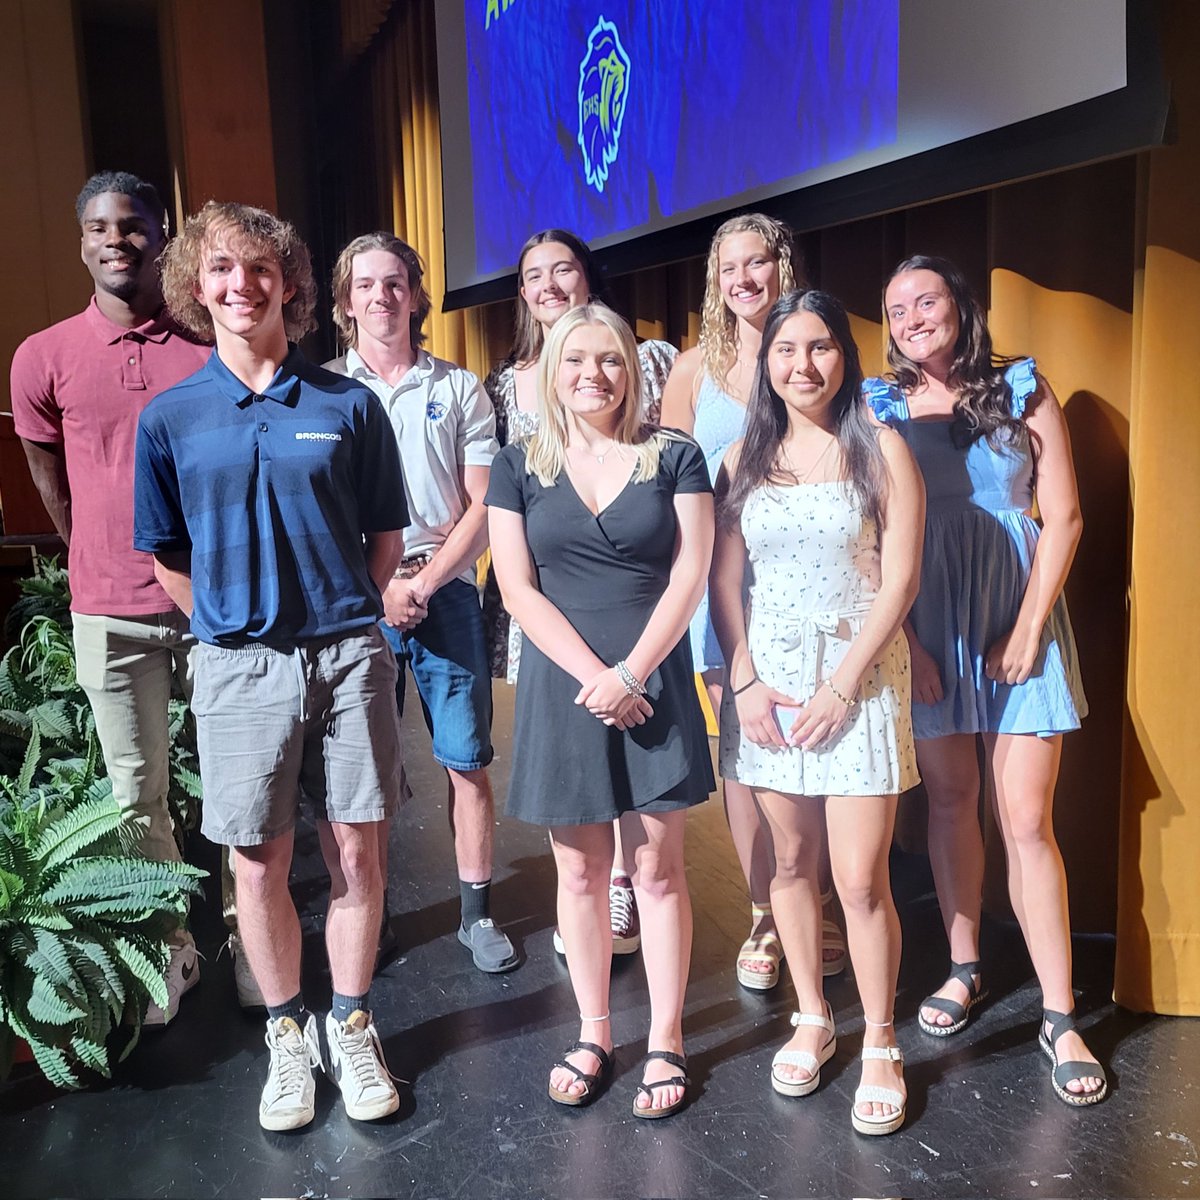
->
xmin=577 ymin=16 xmax=630 ymax=195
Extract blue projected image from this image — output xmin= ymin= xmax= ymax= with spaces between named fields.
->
xmin=465 ymin=0 xmax=899 ymax=275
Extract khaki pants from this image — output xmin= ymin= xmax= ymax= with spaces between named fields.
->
xmin=73 ymin=611 xmax=199 ymax=946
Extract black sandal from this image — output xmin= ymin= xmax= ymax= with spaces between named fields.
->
xmin=548 ymin=1040 xmax=613 ymax=1107
xmin=1039 ymin=1009 xmax=1108 ymax=1106
xmin=918 ymin=959 xmax=988 ymax=1036
xmin=631 ymin=1050 xmax=689 ymax=1120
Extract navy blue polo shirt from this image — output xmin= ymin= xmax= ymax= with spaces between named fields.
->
xmin=134 ymin=345 xmax=407 ymax=646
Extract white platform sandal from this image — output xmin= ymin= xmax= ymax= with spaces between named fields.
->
xmin=850 ymin=1042 xmax=906 ymax=1136
xmin=770 ymin=1007 xmax=837 ymax=1097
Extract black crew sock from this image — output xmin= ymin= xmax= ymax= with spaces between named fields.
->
xmin=266 ymin=993 xmax=307 ymax=1024
xmin=331 ymin=991 xmax=370 ymax=1023
xmin=460 ymin=878 xmax=492 ymax=928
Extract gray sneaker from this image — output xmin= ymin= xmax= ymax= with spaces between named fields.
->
xmin=458 ymin=918 xmax=519 ymax=973
xmin=228 ymin=932 xmax=266 ymax=1011
xmin=259 ymin=1014 xmax=321 ymax=1131
xmin=325 ymin=1010 xmax=400 ymax=1121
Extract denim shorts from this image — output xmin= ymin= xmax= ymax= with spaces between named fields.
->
xmin=192 ymin=626 xmax=406 ymax=846
xmin=380 ymin=578 xmax=494 ymax=772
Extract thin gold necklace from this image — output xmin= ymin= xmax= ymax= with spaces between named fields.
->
xmin=783 ymin=436 xmax=836 ymax=483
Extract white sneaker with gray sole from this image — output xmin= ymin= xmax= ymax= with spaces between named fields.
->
xmin=259 ymin=1013 xmax=322 ymax=1131
xmin=325 ymin=1010 xmax=400 ymax=1121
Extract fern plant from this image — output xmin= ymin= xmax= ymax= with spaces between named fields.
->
xmin=0 ymin=739 xmax=204 ymax=1089
xmin=2 ymin=556 xmax=71 ymax=644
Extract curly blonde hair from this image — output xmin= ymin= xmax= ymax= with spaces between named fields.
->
xmin=699 ymin=213 xmax=801 ymax=393
xmin=160 ymin=200 xmax=317 ymax=342
xmin=524 ymin=304 xmax=687 ymax=488
xmin=331 ymin=232 xmax=432 ymax=349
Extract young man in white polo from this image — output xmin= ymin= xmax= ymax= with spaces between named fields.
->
xmin=134 ymin=202 xmax=408 ymax=1130
xmin=326 ymin=232 xmax=517 ymax=974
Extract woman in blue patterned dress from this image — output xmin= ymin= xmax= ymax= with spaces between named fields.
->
xmin=868 ymin=255 xmax=1106 ymax=1105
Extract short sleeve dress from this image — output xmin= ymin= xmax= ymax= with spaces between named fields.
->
xmin=482 ymin=338 xmax=678 ymax=682
xmin=485 ymin=434 xmax=715 ymax=825
xmin=865 ymin=358 xmax=1087 ymax=739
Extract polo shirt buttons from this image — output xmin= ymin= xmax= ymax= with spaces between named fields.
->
xmin=259 ymin=423 xmax=268 ymax=432
xmin=128 ymin=357 xmax=136 ymax=365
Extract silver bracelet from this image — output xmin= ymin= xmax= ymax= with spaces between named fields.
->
xmin=614 ymin=660 xmax=646 ymax=697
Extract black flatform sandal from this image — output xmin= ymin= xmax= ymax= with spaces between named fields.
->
xmin=1039 ymin=1009 xmax=1108 ymax=1106
xmin=917 ymin=959 xmax=988 ymax=1037
xmin=631 ymin=1050 xmax=689 ymax=1120
xmin=548 ymin=1040 xmax=613 ymax=1107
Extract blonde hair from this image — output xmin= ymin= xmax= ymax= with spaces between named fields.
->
xmin=699 ymin=213 xmax=800 ymax=392
xmin=160 ymin=200 xmax=317 ymax=342
xmin=525 ymin=304 xmax=678 ymax=487
xmin=330 ymin=231 xmax=432 ymax=349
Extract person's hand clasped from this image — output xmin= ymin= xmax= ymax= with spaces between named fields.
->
xmin=383 ymin=576 xmax=429 ymax=632
xmin=909 ymin=638 xmax=945 ymax=706
xmin=575 ymin=667 xmax=654 ymax=729
xmin=735 ymin=679 xmax=799 ymax=749
xmin=787 ymin=681 xmax=854 ymax=750
xmin=984 ymin=624 xmax=1041 ymax=685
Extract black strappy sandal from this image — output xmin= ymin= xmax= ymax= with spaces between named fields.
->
xmin=918 ymin=959 xmax=988 ymax=1036
xmin=548 ymin=1041 xmax=613 ymax=1107
xmin=631 ymin=1050 xmax=689 ymax=1120
xmin=1039 ymin=1009 xmax=1108 ymax=1106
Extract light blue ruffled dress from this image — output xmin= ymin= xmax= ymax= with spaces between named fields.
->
xmin=688 ymin=372 xmax=747 ymax=671
xmin=865 ymin=358 xmax=1087 ymax=739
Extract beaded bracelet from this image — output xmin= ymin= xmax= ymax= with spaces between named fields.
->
xmin=825 ymin=680 xmax=854 ymax=707
xmin=615 ymin=660 xmax=647 ymax=697
xmin=731 ymin=674 xmax=759 ymax=696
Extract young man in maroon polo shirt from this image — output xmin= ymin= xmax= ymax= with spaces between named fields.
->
xmin=10 ymin=172 xmax=213 ymax=1025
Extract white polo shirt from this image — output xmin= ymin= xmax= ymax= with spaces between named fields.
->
xmin=325 ymin=347 xmax=498 ymax=587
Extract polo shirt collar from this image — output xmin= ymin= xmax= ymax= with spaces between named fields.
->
xmin=83 ymin=295 xmax=180 ymax=345
xmin=207 ymin=344 xmax=305 ymax=408
xmin=345 ymin=346 xmax=431 ymax=389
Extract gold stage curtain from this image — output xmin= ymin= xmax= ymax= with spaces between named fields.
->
xmin=1114 ymin=0 xmax=1200 ymax=1016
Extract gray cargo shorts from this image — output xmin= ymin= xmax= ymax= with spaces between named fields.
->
xmin=192 ymin=625 xmax=406 ymax=846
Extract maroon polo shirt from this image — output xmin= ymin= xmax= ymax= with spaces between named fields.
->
xmin=10 ymin=298 xmax=210 ymax=616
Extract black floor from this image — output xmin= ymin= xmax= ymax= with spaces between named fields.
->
xmin=3 ymin=687 xmax=1198 ymax=1199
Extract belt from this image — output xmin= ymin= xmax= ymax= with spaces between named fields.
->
xmin=394 ymin=553 xmax=433 ymax=580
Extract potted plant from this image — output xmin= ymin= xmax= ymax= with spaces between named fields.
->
xmin=0 ymin=734 xmax=204 ymax=1088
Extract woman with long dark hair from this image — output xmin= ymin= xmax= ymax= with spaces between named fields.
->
xmin=483 ymin=230 xmax=678 ymax=958
xmin=662 ymin=214 xmax=848 ymax=993
xmin=711 ymin=290 xmax=923 ymax=1135
xmin=868 ymin=255 xmax=1105 ymax=1105
xmin=487 ymin=304 xmax=714 ymax=1117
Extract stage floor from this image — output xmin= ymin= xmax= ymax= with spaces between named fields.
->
xmin=3 ymin=687 xmax=1196 ymax=1199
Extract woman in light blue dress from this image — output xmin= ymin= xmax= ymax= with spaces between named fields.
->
xmin=662 ymin=215 xmax=848 ymax=992
xmin=868 ymin=254 xmax=1106 ymax=1106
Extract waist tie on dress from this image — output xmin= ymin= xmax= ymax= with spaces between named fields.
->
xmin=750 ymin=598 xmax=875 ymax=693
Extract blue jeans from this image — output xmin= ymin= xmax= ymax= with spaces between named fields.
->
xmin=380 ymin=578 xmax=494 ymax=772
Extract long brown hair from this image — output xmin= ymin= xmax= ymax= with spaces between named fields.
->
xmin=884 ymin=254 xmax=1023 ymax=447
xmin=510 ymin=229 xmax=613 ymax=364
xmin=723 ymin=290 xmax=885 ymax=528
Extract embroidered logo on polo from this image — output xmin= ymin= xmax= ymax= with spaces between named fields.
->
xmin=294 ymin=431 xmax=343 ymax=442
xmin=578 ymin=16 xmax=631 ymax=195
xmin=426 ymin=400 xmax=448 ymax=421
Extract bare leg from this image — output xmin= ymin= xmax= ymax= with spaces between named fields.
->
xmin=826 ymin=794 xmax=905 ymax=1121
xmin=548 ymin=823 xmax=615 ymax=1097
xmin=621 ymin=810 xmax=692 ymax=1111
xmin=707 ymin=674 xmax=778 ymax=979
xmin=447 ymin=766 xmax=494 ymax=883
xmin=233 ymin=833 xmax=302 ymax=1007
xmin=917 ymin=733 xmax=985 ymax=1026
xmin=986 ymin=733 xmax=1102 ymax=1094
xmin=754 ymin=788 xmax=826 ymax=1084
xmin=319 ymin=820 xmax=385 ymax=997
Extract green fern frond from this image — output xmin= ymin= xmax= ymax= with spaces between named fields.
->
xmin=27 ymin=973 xmax=86 ymax=1025
xmin=34 ymin=798 xmax=125 ymax=869
xmin=112 ymin=935 xmax=169 ymax=1009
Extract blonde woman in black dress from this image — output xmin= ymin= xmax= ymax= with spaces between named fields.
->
xmin=486 ymin=304 xmax=714 ymax=1117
